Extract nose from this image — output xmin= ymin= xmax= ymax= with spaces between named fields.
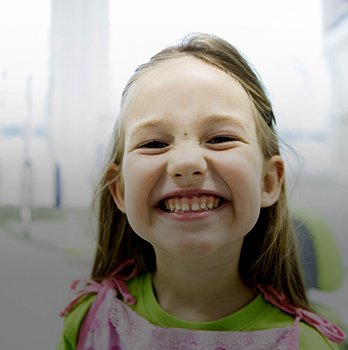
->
xmin=167 ymin=145 xmax=208 ymax=180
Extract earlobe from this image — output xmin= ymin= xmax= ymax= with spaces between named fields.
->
xmin=261 ymin=155 xmax=284 ymax=208
xmin=107 ymin=164 xmax=126 ymax=213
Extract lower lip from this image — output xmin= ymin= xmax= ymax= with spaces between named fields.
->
xmin=155 ymin=202 xmax=229 ymax=221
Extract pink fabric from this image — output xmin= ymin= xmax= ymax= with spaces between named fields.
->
xmin=107 ymin=296 xmax=299 ymax=350
xmin=60 ymin=259 xmax=138 ymax=349
xmin=75 ymin=293 xmax=299 ymax=350
xmin=61 ymin=261 xmax=345 ymax=349
xmin=60 ymin=259 xmax=138 ymax=318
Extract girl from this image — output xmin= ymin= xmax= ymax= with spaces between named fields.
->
xmin=58 ymin=33 xmax=345 ymax=349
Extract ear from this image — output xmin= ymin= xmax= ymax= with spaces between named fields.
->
xmin=261 ymin=155 xmax=284 ymax=208
xmin=107 ymin=164 xmax=126 ymax=213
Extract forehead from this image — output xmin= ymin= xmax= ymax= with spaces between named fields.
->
xmin=122 ymin=56 xmax=256 ymax=132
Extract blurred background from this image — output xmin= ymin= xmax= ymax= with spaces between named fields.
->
xmin=0 ymin=0 xmax=347 ymax=349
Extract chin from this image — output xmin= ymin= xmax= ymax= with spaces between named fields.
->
xmin=173 ymin=239 xmax=221 ymax=258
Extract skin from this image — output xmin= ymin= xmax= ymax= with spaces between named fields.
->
xmin=110 ymin=56 xmax=284 ymax=322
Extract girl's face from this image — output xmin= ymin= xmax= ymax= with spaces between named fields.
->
xmin=111 ymin=57 xmax=283 ymax=262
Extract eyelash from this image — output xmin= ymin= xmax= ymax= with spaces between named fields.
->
xmin=139 ymin=140 xmax=169 ymax=149
xmin=207 ymin=135 xmax=238 ymax=144
xmin=137 ymin=135 xmax=238 ymax=150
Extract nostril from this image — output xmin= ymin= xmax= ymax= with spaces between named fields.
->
xmin=174 ymin=171 xmax=202 ymax=177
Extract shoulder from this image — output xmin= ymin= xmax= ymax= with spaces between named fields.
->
xmin=126 ymin=272 xmax=146 ymax=296
xmin=254 ymin=297 xmax=339 ymax=350
xmin=56 ymin=271 xmax=144 ymax=350
xmin=57 ymin=294 xmax=96 ymax=350
xmin=299 ymin=322 xmax=340 ymax=350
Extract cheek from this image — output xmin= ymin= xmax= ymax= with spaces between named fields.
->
xmin=220 ymin=152 xmax=263 ymax=188
xmin=122 ymin=160 xmax=146 ymax=208
xmin=219 ymin=153 xmax=263 ymax=212
xmin=121 ymin=156 xmax=163 ymax=220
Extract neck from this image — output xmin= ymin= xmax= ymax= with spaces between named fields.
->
xmin=152 ymin=253 xmax=256 ymax=322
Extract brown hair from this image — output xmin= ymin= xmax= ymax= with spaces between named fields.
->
xmin=91 ymin=33 xmax=309 ymax=310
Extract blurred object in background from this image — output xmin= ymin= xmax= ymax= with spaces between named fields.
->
xmin=293 ymin=210 xmax=348 ymax=349
xmin=322 ymin=0 xmax=348 ymax=180
xmin=47 ymin=0 xmax=113 ymax=207
xmin=0 ymin=0 xmax=114 ymax=209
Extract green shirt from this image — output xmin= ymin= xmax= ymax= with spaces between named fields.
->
xmin=57 ymin=273 xmax=338 ymax=349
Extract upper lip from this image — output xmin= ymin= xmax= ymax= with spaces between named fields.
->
xmin=156 ymin=188 xmax=228 ymax=204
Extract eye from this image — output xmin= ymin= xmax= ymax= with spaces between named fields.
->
xmin=207 ymin=135 xmax=237 ymax=144
xmin=139 ymin=140 xmax=169 ymax=149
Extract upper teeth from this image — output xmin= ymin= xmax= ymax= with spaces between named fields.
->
xmin=163 ymin=195 xmax=221 ymax=213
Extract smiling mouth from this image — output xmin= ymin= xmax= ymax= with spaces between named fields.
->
xmin=157 ymin=195 xmax=226 ymax=213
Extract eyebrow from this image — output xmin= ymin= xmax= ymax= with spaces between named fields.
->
xmin=202 ymin=114 xmax=248 ymax=130
xmin=129 ymin=114 xmax=249 ymax=136
xmin=128 ymin=118 xmax=167 ymax=139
